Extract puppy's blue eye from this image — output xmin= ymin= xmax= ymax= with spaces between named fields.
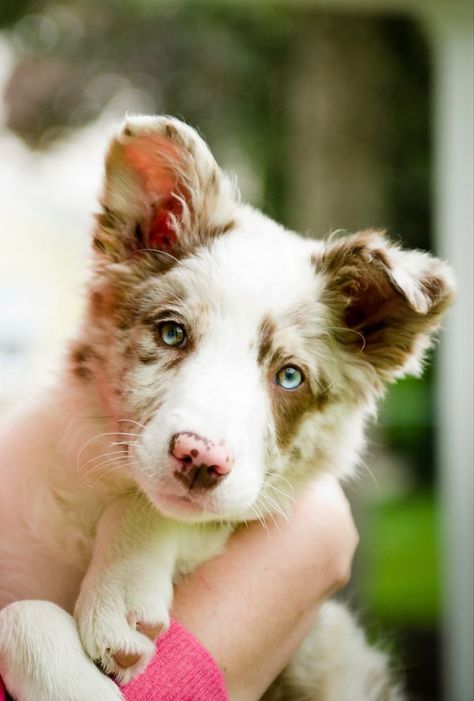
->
xmin=276 ymin=365 xmax=304 ymax=390
xmin=159 ymin=321 xmax=187 ymax=347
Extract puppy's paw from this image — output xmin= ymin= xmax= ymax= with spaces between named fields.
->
xmin=75 ymin=586 xmax=171 ymax=684
xmin=4 ymin=667 xmax=123 ymax=701
xmin=0 ymin=600 xmax=123 ymax=701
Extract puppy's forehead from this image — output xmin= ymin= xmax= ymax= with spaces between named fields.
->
xmin=183 ymin=213 xmax=322 ymax=319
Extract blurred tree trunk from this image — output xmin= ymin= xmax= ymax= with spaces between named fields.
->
xmin=285 ymin=14 xmax=392 ymax=238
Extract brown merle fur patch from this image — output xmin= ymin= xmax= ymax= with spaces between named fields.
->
xmin=314 ymin=230 xmax=454 ymax=381
xmin=257 ymin=315 xmax=278 ymax=366
xmin=257 ymin=315 xmax=334 ymax=450
xmin=271 ymin=380 xmax=325 ymax=451
xmin=205 ymin=218 xmax=235 ymax=239
xmin=69 ymin=343 xmax=96 ymax=381
xmin=86 ymin=274 xmax=210 ymax=423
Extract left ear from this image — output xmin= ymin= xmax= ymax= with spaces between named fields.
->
xmin=316 ymin=231 xmax=455 ymax=380
xmin=94 ymin=115 xmax=237 ymax=263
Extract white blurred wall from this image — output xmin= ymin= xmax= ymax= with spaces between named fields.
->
xmin=0 ymin=37 xmax=118 ymax=404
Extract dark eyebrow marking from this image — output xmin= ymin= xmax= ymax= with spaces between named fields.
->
xmin=257 ymin=315 xmax=278 ymax=366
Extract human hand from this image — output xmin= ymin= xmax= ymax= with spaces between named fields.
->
xmin=172 ymin=475 xmax=358 ymax=701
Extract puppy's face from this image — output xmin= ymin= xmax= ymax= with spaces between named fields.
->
xmin=75 ymin=116 xmax=454 ymax=523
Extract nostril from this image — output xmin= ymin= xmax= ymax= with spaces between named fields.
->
xmin=170 ymin=432 xmax=233 ymax=487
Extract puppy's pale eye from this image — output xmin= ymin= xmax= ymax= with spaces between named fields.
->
xmin=275 ymin=365 xmax=304 ymax=390
xmin=159 ymin=321 xmax=187 ymax=348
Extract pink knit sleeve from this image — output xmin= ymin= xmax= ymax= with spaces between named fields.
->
xmin=120 ymin=619 xmax=229 ymax=701
xmin=0 ymin=620 xmax=229 ymax=701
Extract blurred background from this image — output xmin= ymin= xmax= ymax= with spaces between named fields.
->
xmin=0 ymin=1 xmax=472 ymax=700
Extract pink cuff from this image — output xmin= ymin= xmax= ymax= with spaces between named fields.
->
xmin=0 ymin=620 xmax=228 ymax=701
xmin=121 ymin=619 xmax=229 ymax=701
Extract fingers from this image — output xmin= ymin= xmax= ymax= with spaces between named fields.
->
xmin=113 ymin=651 xmax=143 ymax=669
xmin=112 ymin=620 xmax=164 ymax=670
xmin=136 ymin=622 xmax=164 ymax=641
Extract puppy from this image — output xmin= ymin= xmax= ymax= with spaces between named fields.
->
xmin=0 ymin=116 xmax=454 ymax=700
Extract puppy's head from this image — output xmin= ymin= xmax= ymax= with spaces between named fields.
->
xmin=75 ymin=116 xmax=454 ymax=522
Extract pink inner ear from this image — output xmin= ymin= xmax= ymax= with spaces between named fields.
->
xmin=123 ymin=136 xmax=187 ymax=252
xmin=148 ymin=197 xmax=182 ymax=251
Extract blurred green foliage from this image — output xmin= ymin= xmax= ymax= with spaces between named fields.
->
xmin=0 ymin=0 xmax=33 ymax=28
xmin=381 ymin=364 xmax=436 ymax=486
xmin=363 ymin=491 xmax=440 ymax=625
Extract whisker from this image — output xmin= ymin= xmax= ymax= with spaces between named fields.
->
xmin=249 ymin=502 xmax=260 ymax=521
xmin=259 ymin=495 xmax=281 ymax=530
xmin=266 ymin=482 xmax=295 ymax=503
xmin=77 ymin=448 xmax=129 ymax=473
xmin=250 ymin=503 xmax=269 ymax=536
xmin=80 ymin=459 xmax=130 ymax=487
xmin=269 ymin=473 xmax=295 ymax=496
xmin=117 ymin=419 xmax=147 ymax=431
xmin=84 ymin=457 xmax=140 ymax=486
xmin=76 ymin=431 xmax=139 ymax=472
xmin=358 ymin=458 xmax=381 ymax=493
xmin=260 ymin=490 xmax=290 ymax=526
xmin=92 ymin=458 xmax=133 ymax=478
xmin=85 ymin=454 xmax=130 ymax=475
xmin=110 ymin=440 xmax=138 ymax=448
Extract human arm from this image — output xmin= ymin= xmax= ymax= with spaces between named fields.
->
xmin=121 ymin=475 xmax=358 ymax=701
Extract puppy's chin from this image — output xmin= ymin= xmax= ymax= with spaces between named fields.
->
xmin=146 ymin=490 xmax=223 ymax=523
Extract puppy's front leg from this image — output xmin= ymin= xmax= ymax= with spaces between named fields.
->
xmin=0 ymin=601 xmax=123 ymax=701
xmin=74 ymin=492 xmax=176 ymax=684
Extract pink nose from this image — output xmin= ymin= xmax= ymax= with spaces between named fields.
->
xmin=170 ymin=432 xmax=234 ymax=491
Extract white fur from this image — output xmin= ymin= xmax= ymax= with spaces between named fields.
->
xmin=0 ymin=602 xmax=122 ymax=701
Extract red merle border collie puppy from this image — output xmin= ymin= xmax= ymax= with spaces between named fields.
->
xmin=0 ymin=116 xmax=454 ymax=700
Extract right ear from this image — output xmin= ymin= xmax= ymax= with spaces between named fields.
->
xmin=94 ymin=116 xmax=237 ymax=264
xmin=316 ymin=230 xmax=455 ymax=382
